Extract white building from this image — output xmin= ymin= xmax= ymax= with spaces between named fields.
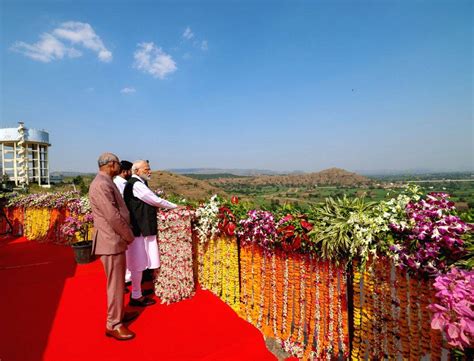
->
xmin=0 ymin=122 xmax=51 ymax=187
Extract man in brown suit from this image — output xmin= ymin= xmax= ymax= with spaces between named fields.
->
xmin=89 ymin=152 xmax=137 ymax=341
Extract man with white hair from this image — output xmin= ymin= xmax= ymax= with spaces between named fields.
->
xmin=89 ymin=152 xmax=137 ymax=340
xmin=123 ymin=160 xmax=177 ymax=306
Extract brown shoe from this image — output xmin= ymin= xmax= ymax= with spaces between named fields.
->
xmin=105 ymin=325 xmax=135 ymax=341
xmin=122 ymin=311 xmax=139 ymax=323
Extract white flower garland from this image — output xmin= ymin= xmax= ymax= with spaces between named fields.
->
xmin=194 ymin=195 xmax=220 ymax=244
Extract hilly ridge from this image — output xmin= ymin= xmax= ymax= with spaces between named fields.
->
xmin=209 ymin=168 xmax=374 ymax=187
xmin=148 ymin=171 xmax=227 ymax=201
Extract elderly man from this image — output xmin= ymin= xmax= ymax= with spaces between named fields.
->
xmin=89 ymin=153 xmax=137 ymax=341
xmin=124 ymin=159 xmax=177 ymax=306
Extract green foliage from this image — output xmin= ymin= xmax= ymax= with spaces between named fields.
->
xmin=307 ymin=196 xmax=378 ymax=263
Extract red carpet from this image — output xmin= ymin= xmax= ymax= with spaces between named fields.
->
xmin=0 ymin=237 xmax=276 ymax=361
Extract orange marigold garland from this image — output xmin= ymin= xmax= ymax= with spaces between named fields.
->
xmin=326 ymin=261 xmax=336 ymax=359
xmin=429 ymin=286 xmax=443 ymax=361
xmin=360 ymin=263 xmax=372 ymax=359
xmin=251 ymin=245 xmax=261 ymax=328
xmin=283 ymin=254 xmax=294 ymax=340
xmin=291 ymin=253 xmax=301 ymax=343
xmin=419 ymin=278 xmax=432 ymax=358
xmin=282 ymin=255 xmax=290 ymax=340
xmin=337 ymin=264 xmax=350 ymax=359
xmin=397 ymin=268 xmax=411 ymax=360
xmin=372 ymin=259 xmax=386 ymax=358
xmin=351 ymin=261 xmax=363 ymax=360
xmin=303 ymin=256 xmax=315 ymax=360
xmin=314 ymin=259 xmax=322 ymax=358
xmin=296 ymin=254 xmax=306 ymax=345
xmin=275 ymin=249 xmax=285 ymax=341
xmin=240 ymin=243 xmax=252 ymax=321
xmin=270 ymin=251 xmax=278 ymax=338
xmin=256 ymin=249 xmax=267 ymax=330
xmin=408 ymin=276 xmax=421 ymax=360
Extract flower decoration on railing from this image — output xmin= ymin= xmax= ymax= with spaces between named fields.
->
xmin=217 ymin=206 xmax=237 ymax=237
xmin=390 ymin=192 xmax=472 ymax=276
xmin=276 ymin=213 xmax=313 ymax=252
xmin=238 ymin=210 xmax=277 ymax=252
xmin=428 ymin=267 xmax=474 ymax=350
xmin=193 ymin=194 xmax=220 ymax=243
xmin=6 ymin=190 xmax=81 ymax=209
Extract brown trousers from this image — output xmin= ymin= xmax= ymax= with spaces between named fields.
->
xmin=100 ymin=253 xmax=126 ymax=330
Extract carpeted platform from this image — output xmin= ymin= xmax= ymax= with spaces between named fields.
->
xmin=0 ymin=237 xmax=276 ymax=361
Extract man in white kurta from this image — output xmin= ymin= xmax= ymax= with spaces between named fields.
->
xmin=123 ymin=160 xmax=177 ymax=306
xmin=113 ymin=160 xmax=133 ymax=195
xmin=113 ymin=160 xmax=133 ymax=283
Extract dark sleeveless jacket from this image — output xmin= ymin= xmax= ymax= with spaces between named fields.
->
xmin=123 ymin=177 xmax=157 ymax=237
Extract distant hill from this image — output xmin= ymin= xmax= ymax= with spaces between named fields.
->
xmin=209 ymin=168 xmax=374 ymax=187
xmin=167 ymin=168 xmax=301 ymax=176
xmin=51 ymin=171 xmax=95 ymax=177
xmin=183 ymin=173 xmax=249 ymax=180
xmin=148 ymin=171 xmax=227 ymax=201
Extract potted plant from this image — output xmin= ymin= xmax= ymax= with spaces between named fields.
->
xmin=61 ymin=198 xmax=94 ymax=264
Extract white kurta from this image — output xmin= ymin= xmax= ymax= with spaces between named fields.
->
xmin=125 ymin=175 xmax=177 ymax=272
xmin=113 ymin=175 xmax=127 ymax=196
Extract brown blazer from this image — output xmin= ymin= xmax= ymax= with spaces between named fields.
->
xmin=89 ymin=171 xmax=135 ymax=255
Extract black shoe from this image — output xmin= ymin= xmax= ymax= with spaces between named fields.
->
xmin=129 ymin=296 xmax=156 ymax=307
xmin=142 ymin=288 xmax=154 ymax=296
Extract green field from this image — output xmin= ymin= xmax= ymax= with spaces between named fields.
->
xmin=215 ymin=179 xmax=474 ymax=214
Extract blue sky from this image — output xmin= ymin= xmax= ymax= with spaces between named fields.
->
xmin=1 ymin=0 xmax=472 ymax=173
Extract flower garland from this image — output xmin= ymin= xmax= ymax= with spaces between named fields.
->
xmin=420 ymin=278 xmax=433 ymax=357
xmin=239 ymin=243 xmax=252 ymax=321
xmin=359 ymin=264 xmax=371 ymax=359
xmin=397 ymin=268 xmax=411 ymax=359
xmin=282 ymin=255 xmax=289 ymax=340
xmin=302 ymin=256 xmax=315 ymax=360
xmin=351 ymin=261 xmax=363 ymax=360
xmin=408 ymin=276 xmax=422 ymax=360
xmin=24 ymin=208 xmax=51 ymax=241
xmin=327 ymin=262 xmax=335 ymax=359
xmin=269 ymin=252 xmax=278 ymax=337
xmin=339 ymin=266 xmax=349 ymax=358
xmin=220 ymin=235 xmax=240 ymax=312
xmin=314 ymin=260 xmax=322 ymax=358
xmin=155 ymin=208 xmax=195 ymax=304
xmin=274 ymin=250 xmax=284 ymax=341
xmin=194 ymin=195 xmax=220 ymax=244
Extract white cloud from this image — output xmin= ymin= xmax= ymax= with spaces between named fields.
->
xmin=133 ymin=42 xmax=177 ymax=79
xmin=11 ymin=33 xmax=81 ymax=62
xmin=201 ymin=40 xmax=208 ymax=51
xmin=11 ymin=21 xmax=112 ymax=63
xmin=53 ymin=22 xmax=112 ymax=62
xmin=182 ymin=26 xmax=194 ymax=40
xmin=121 ymin=87 xmax=136 ymax=94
